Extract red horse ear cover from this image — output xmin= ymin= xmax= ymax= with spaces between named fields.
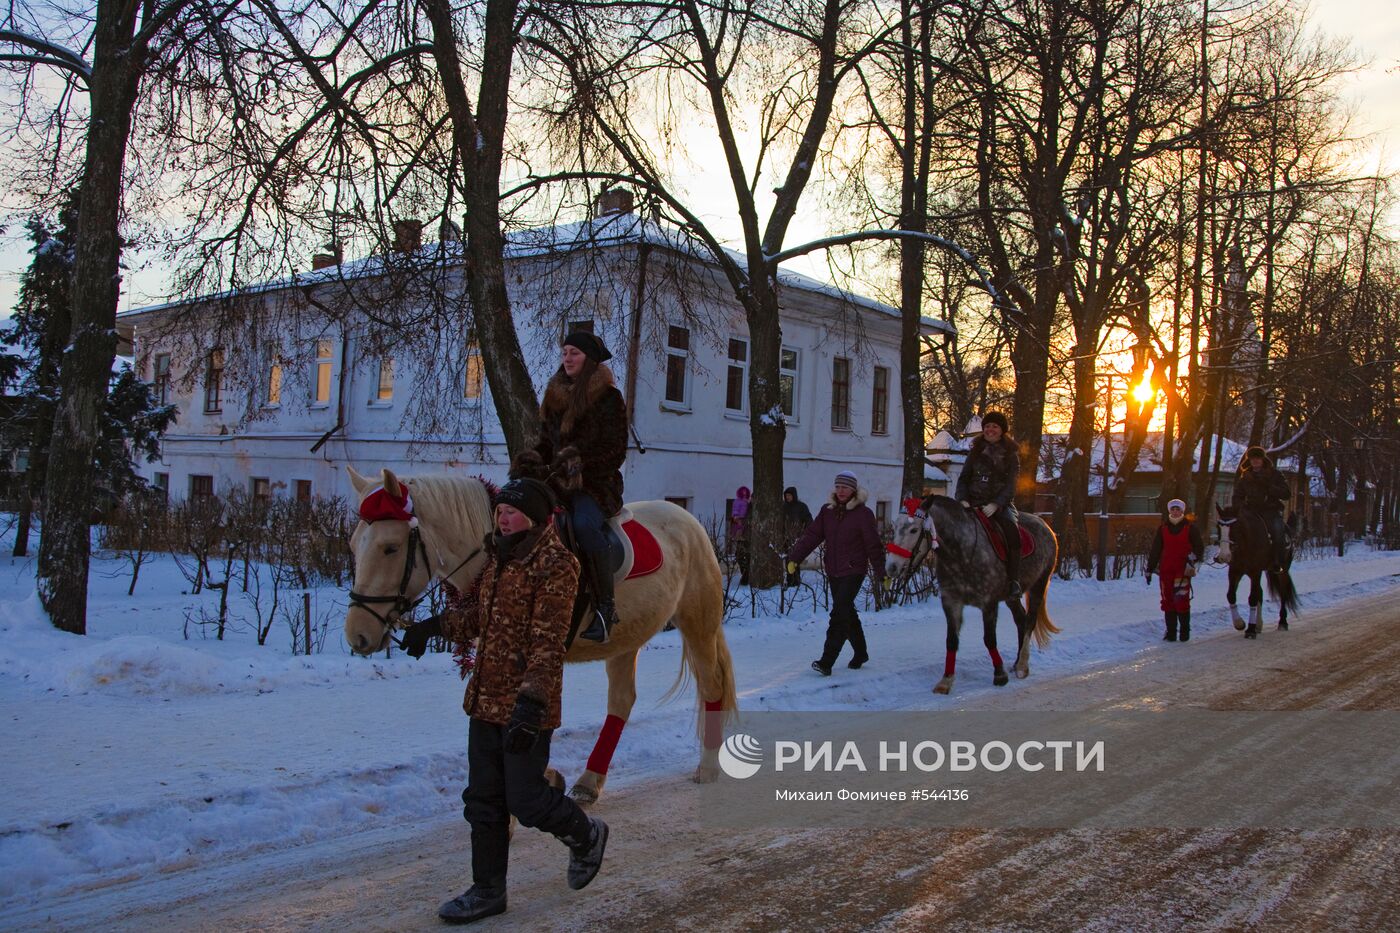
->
xmin=359 ymin=484 xmax=414 ymax=523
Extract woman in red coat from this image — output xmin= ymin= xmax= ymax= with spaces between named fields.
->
xmin=1146 ymin=498 xmax=1206 ymax=642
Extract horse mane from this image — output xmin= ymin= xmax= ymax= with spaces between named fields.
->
xmin=400 ymin=472 xmax=495 ymax=568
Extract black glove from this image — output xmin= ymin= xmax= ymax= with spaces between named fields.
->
xmin=1145 ymin=572 xmax=1153 ymax=585
xmin=399 ymin=615 xmax=443 ymax=659
xmin=505 ymin=694 xmax=546 ymax=754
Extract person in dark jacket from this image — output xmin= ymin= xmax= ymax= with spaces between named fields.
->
xmin=955 ymin=411 xmax=1023 ymax=597
xmin=519 ymin=331 xmax=628 ymax=643
xmin=786 ymin=470 xmax=885 ymax=675
xmin=781 ymin=486 xmax=813 ymax=587
xmin=1231 ymin=445 xmax=1290 ymax=571
xmin=1146 ymin=498 xmax=1206 ymax=642
xmin=399 ymin=478 xmax=608 ymax=924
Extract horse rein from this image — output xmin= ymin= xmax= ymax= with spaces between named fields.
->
xmin=348 ymin=518 xmax=484 ymax=647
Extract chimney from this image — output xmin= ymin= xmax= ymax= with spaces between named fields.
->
xmin=392 ymin=219 xmax=424 ymax=253
xmin=312 ymin=241 xmax=343 ymax=270
xmin=593 ymin=189 xmax=634 ymax=218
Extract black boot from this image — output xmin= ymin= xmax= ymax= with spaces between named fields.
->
xmin=558 ymin=816 xmax=609 ymax=891
xmin=1178 ymin=611 xmax=1191 ymax=642
xmin=579 ymin=548 xmax=616 ymax=644
xmin=438 ymin=884 xmax=507 ymax=924
xmin=1163 ymin=611 xmax=1178 ymax=642
xmin=1004 ymin=554 xmax=1022 ymax=599
xmin=847 ymin=623 xmax=869 ymax=669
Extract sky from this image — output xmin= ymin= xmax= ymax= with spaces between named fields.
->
xmin=0 ymin=1 xmax=1397 ymax=326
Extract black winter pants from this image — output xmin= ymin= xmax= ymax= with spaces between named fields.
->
xmin=462 ymin=717 xmax=590 ymax=889
xmin=819 ymin=574 xmax=868 ymax=665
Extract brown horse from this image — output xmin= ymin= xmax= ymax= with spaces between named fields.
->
xmin=343 ymin=466 xmax=737 ymax=802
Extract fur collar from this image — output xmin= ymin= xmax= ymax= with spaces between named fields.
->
xmin=826 ymin=486 xmax=870 ymax=511
xmin=540 ymin=363 xmax=617 ymax=431
xmin=969 ymin=434 xmax=1018 ymax=457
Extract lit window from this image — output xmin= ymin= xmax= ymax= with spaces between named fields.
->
xmin=464 ymin=341 xmax=484 ymax=399
xmin=266 ymin=348 xmax=282 ymax=406
xmin=314 ymin=339 xmax=333 ymax=405
xmin=377 ymin=357 xmax=393 ymax=402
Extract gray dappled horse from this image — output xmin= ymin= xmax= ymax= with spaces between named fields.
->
xmin=886 ymin=495 xmax=1060 ymax=694
xmin=1216 ymin=504 xmax=1300 ymax=638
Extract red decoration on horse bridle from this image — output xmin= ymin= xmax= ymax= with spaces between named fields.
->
xmin=358 ymin=484 xmax=415 ymax=524
xmin=885 ymin=542 xmax=914 ymax=559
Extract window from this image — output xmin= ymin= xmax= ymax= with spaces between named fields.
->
xmin=876 ymin=500 xmax=889 ymax=530
xmin=295 ymin=479 xmax=312 ymax=502
xmin=153 ymin=472 xmax=169 ymax=502
xmin=376 ymin=357 xmax=394 ymax=402
xmin=189 ymin=474 xmax=214 ymax=498
xmin=831 ymin=356 xmax=851 ymax=430
xmin=204 ymin=349 xmax=224 ymax=413
xmin=780 ymin=348 xmax=800 ymax=421
xmin=313 ymin=339 xmax=334 ymax=405
xmin=153 ymin=353 xmax=171 ymax=405
xmin=562 ymin=318 xmax=594 ymax=340
xmin=872 ymin=366 xmax=890 ymax=435
xmin=464 ymin=341 xmax=484 ymax=400
xmin=725 ymin=337 xmax=748 ymax=412
xmin=265 ymin=349 xmax=282 ymax=406
xmin=251 ymin=477 xmax=271 ymax=502
xmin=664 ymin=496 xmax=691 ymax=512
xmin=664 ymin=326 xmax=690 ymax=406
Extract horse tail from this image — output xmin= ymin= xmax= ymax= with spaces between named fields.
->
xmin=1027 ymin=529 xmax=1060 ymax=649
xmin=1267 ymin=570 xmax=1300 ymax=615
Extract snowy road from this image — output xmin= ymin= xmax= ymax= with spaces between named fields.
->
xmin=13 ymin=583 xmax=1400 ymax=932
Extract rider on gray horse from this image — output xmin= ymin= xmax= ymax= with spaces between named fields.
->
xmin=1232 ymin=445 xmax=1291 ymax=572
xmin=956 ymin=412 xmax=1022 ymax=598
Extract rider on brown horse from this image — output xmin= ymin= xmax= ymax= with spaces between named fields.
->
xmin=1232 ymin=446 xmax=1290 ymax=572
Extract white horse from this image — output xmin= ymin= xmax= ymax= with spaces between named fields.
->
xmin=343 ymin=466 xmax=737 ymax=802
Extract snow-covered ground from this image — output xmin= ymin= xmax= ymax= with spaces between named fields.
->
xmin=2 ymin=535 xmax=1398 ymax=915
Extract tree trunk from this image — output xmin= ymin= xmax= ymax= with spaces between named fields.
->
xmin=744 ymin=278 xmax=788 ymax=589
xmin=36 ymin=0 xmax=144 ymax=635
xmin=422 ymin=0 xmax=539 ymax=458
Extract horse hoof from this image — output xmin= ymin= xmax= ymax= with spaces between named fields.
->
xmin=545 ymin=767 xmax=566 ymax=792
xmin=1233 ymin=617 xmax=1246 ymax=631
xmin=570 ymin=784 xmax=600 ymax=806
xmin=692 ymin=765 xmax=720 ymax=784
xmin=933 ymin=679 xmax=953 ymax=695
xmin=1015 ymin=666 xmax=1029 ymax=680
xmin=993 ymin=670 xmax=1009 ymax=687
xmin=1244 ymin=624 xmax=1258 ymax=639
xmin=1278 ymin=621 xmax=1289 ymax=631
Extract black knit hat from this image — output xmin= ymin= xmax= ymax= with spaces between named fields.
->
xmin=563 ymin=330 xmax=612 ymax=363
xmin=494 ymin=478 xmax=555 ymax=526
xmin=982 ymin=411 xmax=1009 ymax=432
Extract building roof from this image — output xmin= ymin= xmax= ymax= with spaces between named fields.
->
xmin=119 ymin=212 xmax=954 ymax=336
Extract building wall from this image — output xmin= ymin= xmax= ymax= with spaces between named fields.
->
xmin=124 ymin=245 xmax=919 ymax=528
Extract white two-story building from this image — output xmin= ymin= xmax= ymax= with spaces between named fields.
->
xmin=119 ymin=194 xmax=952 ymax=529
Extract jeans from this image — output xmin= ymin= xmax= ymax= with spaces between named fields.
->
xmin=819 ymin=574 xmax=868 ymax=665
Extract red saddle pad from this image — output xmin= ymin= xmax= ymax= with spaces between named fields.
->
xmin=623 ymin=520 xmax=663 ymax=579
xmin=972 ymin=509 xmax=1036 ymax=561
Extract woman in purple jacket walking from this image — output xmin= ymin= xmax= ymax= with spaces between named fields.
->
xmin=786 ymin=470 xmax=886 ymax=675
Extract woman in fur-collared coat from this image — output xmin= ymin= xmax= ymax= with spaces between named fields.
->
xmin=520 ymin=330 xmax=629 ymax=643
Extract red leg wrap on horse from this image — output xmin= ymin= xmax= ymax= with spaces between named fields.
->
xmin=988 ymin=647 xmax=1003 ymax=669
xmin=704 ymin=700 xmax=724 ymax=750
xmin=585 ymin=714 xmax=627 ymax=776
xmin=944 ymin=651 xmax=956 ymax=678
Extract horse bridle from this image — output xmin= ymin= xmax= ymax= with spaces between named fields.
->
xmin=348 ymin=518 xmax=483 ymax=647
xmin=885 ymin=516 xmax=936 ymax=591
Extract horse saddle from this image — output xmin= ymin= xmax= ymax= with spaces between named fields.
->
xmin=972 ymin=509 xmax=1035 ymax=561
xmin=552 ymin=507 xmax=664 ymax=584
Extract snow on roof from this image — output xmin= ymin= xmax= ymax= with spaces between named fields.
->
xmin=120 ymin=212 xmax=954 ymax=335
xmin=924 ymin=465 xmax=951 ymax=483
